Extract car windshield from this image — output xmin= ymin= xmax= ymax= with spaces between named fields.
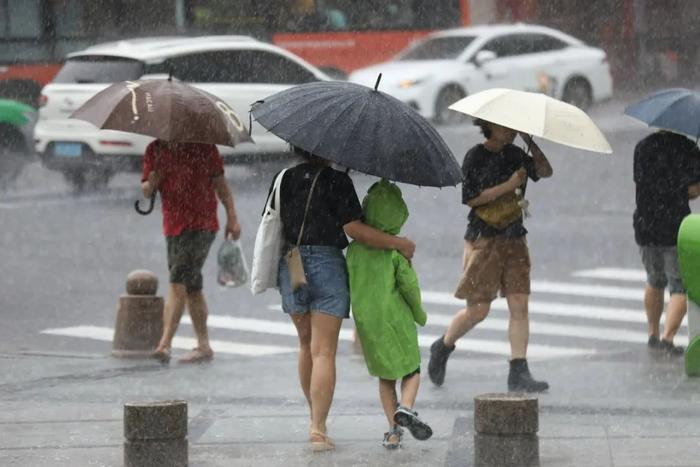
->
xmin=398 ymin=36 xmax=475 ymax=60
xmin=53 ymin=56 xmax=145 ymax=83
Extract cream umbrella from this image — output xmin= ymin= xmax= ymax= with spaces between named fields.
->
xmin=449 ymin=88 xmax=612 ymax=154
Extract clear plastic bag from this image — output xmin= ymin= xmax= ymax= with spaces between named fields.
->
xmin=217 ymin=238 xmax=249 ymax=288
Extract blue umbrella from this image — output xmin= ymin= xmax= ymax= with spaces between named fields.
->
xmin=625 ymin=88 xmax=700 ymax=139
xmin=251 ymin=77 xmax=461 ymax=187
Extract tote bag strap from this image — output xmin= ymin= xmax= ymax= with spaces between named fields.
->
xmin=265 ymin=168 xmax=288 ymax=213
xmin=295 ymin=168 xmax=323 ymax=247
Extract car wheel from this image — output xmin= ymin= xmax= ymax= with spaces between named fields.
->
xmin=562 ymin=78 xmax=592 ymax=111
xmin=0 ymin=124 xmax=28 ymax=190
xmin=434 ymin=85 xmax=467 ymax=125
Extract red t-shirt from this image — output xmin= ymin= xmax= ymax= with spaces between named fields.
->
xmin=142 ymin=141 xmax=224 ymax=237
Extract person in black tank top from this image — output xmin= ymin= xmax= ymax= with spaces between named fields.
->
xmin=265 ymin=147 xmax=416 ymax=451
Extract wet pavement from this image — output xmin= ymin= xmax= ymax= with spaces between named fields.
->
xmin=2 ymin=100 xmax=700 ymax=465
xmin=1 ymin=344 xmax=699 ymax=466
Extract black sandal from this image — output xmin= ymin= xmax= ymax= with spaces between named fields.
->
xmin=394 ymin=406 xmax=433 ymax=441
xmin=382 ymin=426 xmax=403 ymax=450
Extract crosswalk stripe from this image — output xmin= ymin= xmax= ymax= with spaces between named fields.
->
xmin=530 ymin=280 xmax=643 ymax=300
xmin=426 ymin=313 xmax=689 ymax=346
xmin=200 ymin=314 xmax=596 ymax=358
xmin=573 ymin=268 xmax=647 ymax=282
xmin=40 ymin=325 xmax=297 ymax=356
xmin=420 ymin=291 xmax=686 ymax=326
xmin=263 ymin=305 xmax=687 ymax=344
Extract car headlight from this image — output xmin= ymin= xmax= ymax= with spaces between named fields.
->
xmin=399 ymin=78 xmax=427 ymax=89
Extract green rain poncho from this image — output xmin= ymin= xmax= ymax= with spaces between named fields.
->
xmin=347 ymin=179 xmax=427 ymax=380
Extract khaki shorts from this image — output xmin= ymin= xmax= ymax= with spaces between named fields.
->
xmin=454 ymin=236 xmax=531 ymax=305
xmin=166 ymin=230 xmax=216 ymax=293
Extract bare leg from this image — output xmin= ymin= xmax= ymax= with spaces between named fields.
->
xmin=290 ymin=313 xmax=312 ymax=412
xmin=645 ymin=285 xmax=665 ymax=338
xmin=443 ymin=303 xmax=491 ymax=347
xmin=399 ymin=372 xmax=420 ymax=409
xmin=155 ymin=283 xmax=187 ymax=352
xmin=309 ymin=312 xmax=342 ymax=435
xmin=662 ymin=293 xmax=687 ymax=342
xmin=507 ymin=294 xmax=529 ymax=359
xmin=379 ymin=378 xmax=398 ymax=427
xmin=186 ymin=290 xmax=212 ymax=352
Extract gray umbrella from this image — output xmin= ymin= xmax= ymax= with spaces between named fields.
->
xmin=251 ymin=77 xmax=461 ymax=187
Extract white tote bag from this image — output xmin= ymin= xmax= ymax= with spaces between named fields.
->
xmin=250 ymin=169 xmax=288 ymax=295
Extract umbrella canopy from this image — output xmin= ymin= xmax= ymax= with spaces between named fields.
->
xmin=625 ymin=88 xmax=700 ymax=139
xmin=0 ymin=99 xmax=34 ymax=126
xmin=71 ymin=79 xmax=252 ymax=147
xmin=251 ymin=80 xmax=461 ymax=187
xmin=449 ymin=88 xmax=612 ymax=154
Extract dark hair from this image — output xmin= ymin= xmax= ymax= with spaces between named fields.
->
xmin=292 ymin=145 xmax=326 ymax=165
xmin=474 ymin=119 xmax=492 ymax=139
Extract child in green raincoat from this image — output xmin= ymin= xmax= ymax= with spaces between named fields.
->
xmin=346 ymin=179 xmax=432 ymax=449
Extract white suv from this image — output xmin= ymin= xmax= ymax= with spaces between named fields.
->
xmin=34 ymin=36 xmax=330 ymax=190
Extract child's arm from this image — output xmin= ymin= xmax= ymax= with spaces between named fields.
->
xmin=394 ymin=254 xmax=427 ymax=326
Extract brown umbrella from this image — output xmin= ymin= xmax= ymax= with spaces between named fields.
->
xmin=71 ymin=78 xmax=253 ymax=215
xmin=70 ymin=78 xmax=253 ymax=147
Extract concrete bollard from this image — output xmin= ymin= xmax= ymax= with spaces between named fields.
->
xmin=112 ymin=270 xmax=164 ymax=358
xmin=473 ymin=393 xmax=539 ymax=467
xmin=124 ymin=400 xmax=188 ymax=467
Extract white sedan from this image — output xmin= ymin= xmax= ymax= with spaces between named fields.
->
xmin=349 ymin=24 xmax=613 ymax=124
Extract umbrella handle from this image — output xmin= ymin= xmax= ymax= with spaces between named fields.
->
xmin=135 ymin=194 xmax=156 ymax=215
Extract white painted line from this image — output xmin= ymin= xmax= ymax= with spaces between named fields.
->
xmin=247 ymin=311 xmax=596 ymax=358
xmin=573 ymin=268 xmax=647 ymax=282
xmin=426 ymin=313 xmax=689 ymax=346
xmin=532 ymin=280 xmax=643 ymax=300
xmin=420 ymin=291 xmax=686 ymax=326
xmin=41 ymin=325 xmax=296 ymax=356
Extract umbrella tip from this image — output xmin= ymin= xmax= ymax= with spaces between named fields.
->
xmin=374 ymin=73 xmax=382 ymax=92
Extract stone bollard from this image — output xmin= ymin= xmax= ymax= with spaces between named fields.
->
xmin=124 ymin=400 xmax=188 ymax=467
xmin=112 ymin=270 xmax=164 ymax=358
xmin=473 ymin=393 xmax=539 ymax=467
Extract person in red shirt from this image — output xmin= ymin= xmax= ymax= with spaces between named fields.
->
xmin=141 ymin=139 xmax=241 ymax=363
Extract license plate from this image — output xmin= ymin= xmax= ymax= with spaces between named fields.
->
xmin=54 ymin=143 xmax=82 ymax=158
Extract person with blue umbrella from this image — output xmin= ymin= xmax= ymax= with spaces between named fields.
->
xmin=626 ymin=89 xmax=700 ymax=355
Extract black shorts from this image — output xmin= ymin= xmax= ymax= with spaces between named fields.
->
xmin=166 ymin=230 xmax=216 ymax=292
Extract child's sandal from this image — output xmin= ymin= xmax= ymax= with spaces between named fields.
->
xmin=382 ymin=426 xmax=403 ymax=450
xmin=394 ymin=405 xmax=433 ymax=441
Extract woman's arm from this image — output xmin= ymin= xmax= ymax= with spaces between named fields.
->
xmin=344 ymin=220 xmax=415 ymax=259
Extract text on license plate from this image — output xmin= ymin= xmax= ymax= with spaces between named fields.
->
xmin=54 ymin=143 xmax=82 ymax=158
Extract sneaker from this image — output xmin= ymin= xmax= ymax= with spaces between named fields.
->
xmin=393 ymin=406 xmax=433 ymax=441
xmin=382 ymin=426 xmax=403 ymax=450
xmin=647 ymin=335 xmax=661 ymax=349
xmin=508 ymin=359 xmax=549 ymax=393
xmin=428 ymin=336 xmax=455 ymax=386
xmin=659 ymin=339 xmax=685 ymax=356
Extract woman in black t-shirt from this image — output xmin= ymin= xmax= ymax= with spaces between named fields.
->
xmin=267 ymin=147 xmax=415 ymax=452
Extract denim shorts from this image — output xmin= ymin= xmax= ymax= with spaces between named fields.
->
xmin=639 ymin=245 xmax=685 ymax=294
xmin=278 ymin=245 xmax=350 ymax=319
